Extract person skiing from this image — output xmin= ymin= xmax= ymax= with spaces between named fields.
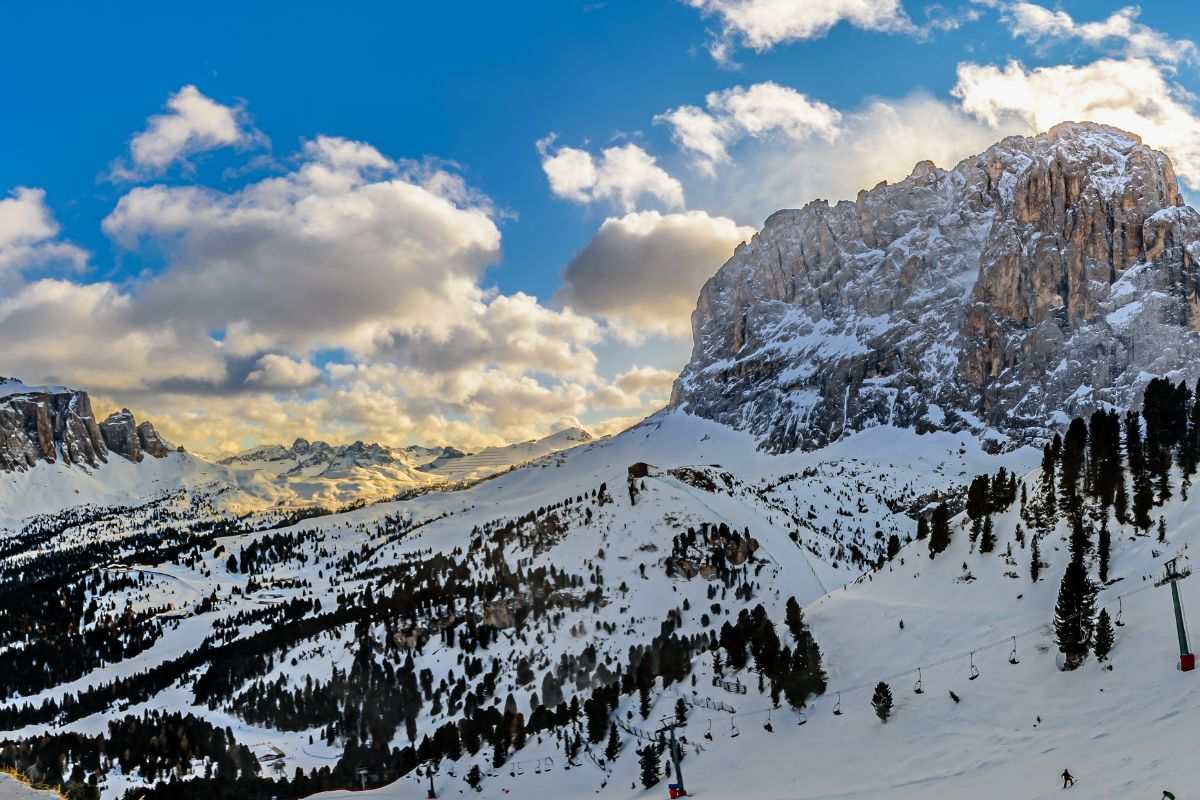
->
xmin=1061 ymin=768 xmax=1075 ymax=788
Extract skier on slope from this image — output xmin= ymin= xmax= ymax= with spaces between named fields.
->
xmin=1061 ymin=768 xmax=1075 ymax=788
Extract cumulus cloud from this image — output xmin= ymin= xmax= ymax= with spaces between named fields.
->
xmin=8 ymin=125 xmax=658 ymax=453
xmin=684 ymin=0 xmax=915 ymax=63
xmin=555 ymin=210 xmax=754 ymax=339
xmin=537 ymin=136 xmax=685 ymax=211
xmin=103 ymin=135 xmax=503 ymax=356
xmin=680 ymin=91 xmax=1018 ymax=223
xmin=244 ymin=354 xmax=322 ymax=390
xmin=0 ymin=188 xmax=87 ymax=276
xmin=111 ymin=85 xmax=262 ymax=179
xmin=657 ymin=81 xmax=842 ymax=174
xmin=999 ymin=3 xmax=1196 ymax=65
xmin=953 ymin=58 xmax=1200 ymax=188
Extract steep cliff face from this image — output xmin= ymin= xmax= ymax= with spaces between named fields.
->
xmin=0 ymin=380 xmax=169 ymax=471
xmin=671 ymin=123 xmax=1200 ymax=451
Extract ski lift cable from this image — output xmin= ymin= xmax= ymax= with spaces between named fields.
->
xmin=704 ymin=580 xmax=1159 ymax=722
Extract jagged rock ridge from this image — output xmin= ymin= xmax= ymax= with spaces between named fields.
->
xmin=671 ymin=122 xmax=1200 ymax=452
xmin=0 ymin=378 xmax=169 ymax=471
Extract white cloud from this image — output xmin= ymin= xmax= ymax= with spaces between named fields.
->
xmin=953 ymin=58 xmax=1200 ymax=188
xmin=0 ymin=188 xmax=87 ymax=275
xmin=537 ymin=136 xmax=685 ymax=211
xmin=113 ymin=85 xmax=261 ymax=179
xmin=685 ymin=0 xmax=914 ymax=62
xmin=103 ymin=136 xmax=503 ymax=356
xmin=657 ymin=81 xmax=841 ymax=174
xmin=1000 ymin=3 xmax=1196 ymax=65
xmin=245 ymin=354 xmax=322 ymax=390
xmin=555 ymin=210 xmax=754 ymax=339
xmin=4 ymin=130 xmax=659 ymax=454
xmin=683 ymin=91 xmax=1017 ymax=223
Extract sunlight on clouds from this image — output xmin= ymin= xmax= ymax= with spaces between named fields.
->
xmin=537 ymin=135 xmax=685 ymax=211
xmin=953 ymin=58 xmax=1200 ymax=188
xmin=1000 ymin=3 xmax=1196 ymax=65
xmin=685 ymin=0 xmax=914 ymax=63
xmin=111 ymin=85 xmax=263 ymax=179
xmin=657 ymin=82 xmax=841 ymax=174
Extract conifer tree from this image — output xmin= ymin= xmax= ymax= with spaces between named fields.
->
xmin=1030 ymin=535 xmax=1041 ymax=583
xmin=1093 ymin=608 xmax=1115 ymax=661
xmin=871 ymin=682 xmax=893 ymax=723
xmin=916 ymin=516 xmax=928 ymax=541
xmin=979 ymin=514 xmax=996 ymax=554
xmin=1040 ymin=442 xmax=1057 ymax=521
xmin=605 ymin=724 xmax=620 ymax=763
xmin=928 ymin=503 xmax=951 ymax=558
xmin=638 ymin=744 xmax=660 ymax=788
xmin=1054 ymin=556 xmax=1095 ymax=670
xmin=1127 ymin=411 xmax=1154 ymax=530
xmin=1098 ymin=516 xmax=1111 ymax=584
xmin=1158 ymin=517 xmax=1167 ymax=543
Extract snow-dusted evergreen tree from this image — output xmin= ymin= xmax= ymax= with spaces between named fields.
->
xmin=871 ymin=682 xmax=893 ymax=723
xmin=1094 ymin=609 xmax=1115 ymax=661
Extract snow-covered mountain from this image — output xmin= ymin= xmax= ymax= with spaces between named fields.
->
xmin=673 ymin=122 xmax=1200 ymax=452
xmin=6 ymin=124 xmax=1200 ymax=800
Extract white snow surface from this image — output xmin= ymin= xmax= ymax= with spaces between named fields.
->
xmin=6 ymin=410 xmax=1200 ymax=799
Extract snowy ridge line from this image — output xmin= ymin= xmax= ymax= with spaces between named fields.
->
xmin=708 ymin=578 xmax=1162 ymax=722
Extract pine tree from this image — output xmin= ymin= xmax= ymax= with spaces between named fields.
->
xmin=1098 ymin=516 xmax=1111 ymax=584
xmin=928 ymin=503 xmax=951 ymax=558
xmin=1093 ymin=608 xmax=1115 ymax=661
xmin=916 ymin=516 xmax=929 ymax=541
xmin=638 ymin=744 xmax=660 ymax=788
xmin=1054 ymin=557 xmax=1095 ymax=670
xmin=979 ymin=514 xmax=996 ymax=554
xmin=1041 ymin=442 xmax=1058 ymax=521
xmin=604 ymin=724 xmax=620 ymax=763
xmin=1030 ymin=535 xmax=1041 ymax=583
xmin=465 ymin=764 xmax=482 ymax=790
xmin=674 ymin=698 xmax=688 ymax=724
xmin=1127 ymin=411 xmax=1154 ymax=530
xmin=871 ymin=682 xmax=893 ymax=723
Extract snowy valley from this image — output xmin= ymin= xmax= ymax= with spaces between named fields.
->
xmin=5 ymin=123 xmax=1200 ymax=800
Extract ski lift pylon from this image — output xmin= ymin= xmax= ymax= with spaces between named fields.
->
xmin=969 ymin=651 xmax=980 ymax=680
xmin=913 ymin=667 xmax=924 ymax=694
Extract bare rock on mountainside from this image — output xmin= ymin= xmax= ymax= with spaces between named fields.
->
xmin=100 ymin=409 xmax=142 ymax=462
xmin=672 ymin=122 xmax=1200 ymax=452
xmin=0 ymin=379 xmax=109 ymax=470
xmin=0 ymin=379 xmax=169 ymax=471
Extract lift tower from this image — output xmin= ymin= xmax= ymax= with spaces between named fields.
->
xmin=1156 ymin=558 xmax=1195 ymax=672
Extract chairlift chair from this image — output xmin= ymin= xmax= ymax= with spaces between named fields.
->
xmin=764 ymin=708 xmax=774 ymax=733
xmin=729 ymin=715 xmax=740 ymax=738
xmin=969 ymin=651 xmax=980 ymax=680
xmin=833 ymin=692 xmax=843 ymax=716
xmin=1115 ymin=597 xmax=1125 ymax=627
xmin=1008 ymin=636 xmax=1020 ymax=665
xmin=704 ymin=719 xmax=713 ymax=741
xmin=913 ymin=667 xmax=924 ymax=695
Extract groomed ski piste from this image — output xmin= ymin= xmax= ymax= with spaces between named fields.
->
xmin=3 ymin=410 xmax=1197 ymax=799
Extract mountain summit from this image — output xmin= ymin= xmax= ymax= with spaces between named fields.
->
xmin=672 ymin=122 xmax=1200 ymax=452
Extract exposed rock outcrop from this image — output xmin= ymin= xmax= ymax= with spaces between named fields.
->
xmin=0 ymin=379 xmax=169 ymax=471
xmin=672 ymin=123 xmax=1200 ymax=451
xmin=0 ymin=379 xmax=109 ymax=471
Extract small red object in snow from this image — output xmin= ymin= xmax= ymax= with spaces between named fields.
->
xmin=1181 ymin=653 xmax=1196 ymax=671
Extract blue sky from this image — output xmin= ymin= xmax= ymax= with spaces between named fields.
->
xmin=3 ymin=1 xmax=1200 ymax=454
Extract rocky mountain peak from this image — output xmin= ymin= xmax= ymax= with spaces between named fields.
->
xmin=672 ymin=122 xmax=1200 ymax=452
